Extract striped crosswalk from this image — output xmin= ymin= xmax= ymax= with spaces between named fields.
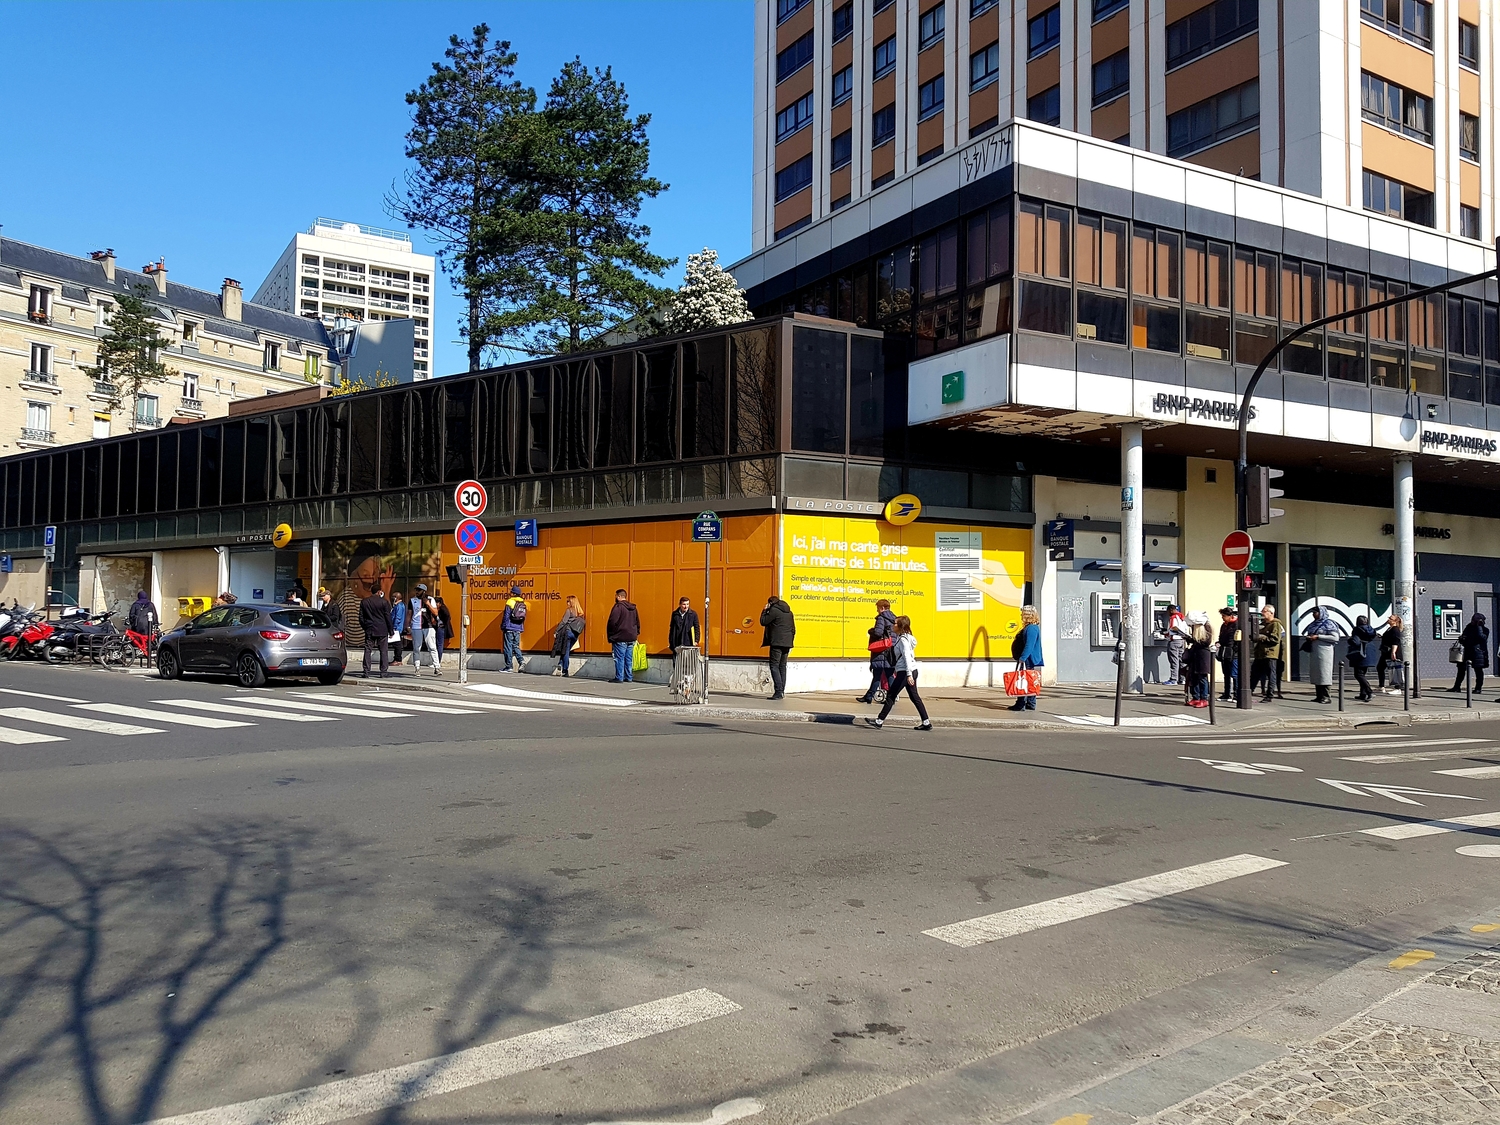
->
xmin=0 ymin=686 xmax=550 ymax=746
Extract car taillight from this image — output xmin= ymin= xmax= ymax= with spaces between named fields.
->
xmin=260 ymin=630 xmax=292 ymax=641
xmin=331 ymin=631 xmax=345 ymax=641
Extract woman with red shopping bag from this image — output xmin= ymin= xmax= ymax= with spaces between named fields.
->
xmin=863 ymin=617 xmax=932 ymax=730
xmin=1007 ymin=605 xmax=1044 ymax=711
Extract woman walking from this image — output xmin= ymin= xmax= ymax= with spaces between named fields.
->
xmin=553 ymin=596 xmax=585 ymax=677
xmin=1380 ymin=615 xmax=1405 ymax=694
xmin=1303 ymin=606 xmax=1341 ymax=704
xmin=863 ymin=616 xmax=932 ymax=730
xmin=1348 ymin=614 xmax=1379 ymax=702
xmin=1009 ymin=605 xmax=1044 ymax=711
xmin=857 ymin=599 xmax=898 ymax=704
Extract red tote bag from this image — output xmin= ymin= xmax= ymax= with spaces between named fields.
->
xmin=1003 ymin=665 xmax=1040 ymax=697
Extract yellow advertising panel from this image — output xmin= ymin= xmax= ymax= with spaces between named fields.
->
xmin=781 ymin=514 xmax=1030 ymax=659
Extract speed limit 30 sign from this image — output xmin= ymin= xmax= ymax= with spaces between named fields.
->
xmin=455 ymin=479 xmax=488 ymax=518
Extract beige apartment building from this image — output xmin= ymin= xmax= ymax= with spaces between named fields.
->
xmin=0 ymin=237 xmax=336 ymax=456
xmin=755 ymin=0 xmax=1495 ymax=246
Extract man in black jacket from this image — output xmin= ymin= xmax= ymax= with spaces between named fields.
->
xmin=606 ymin=589 xmax=642 ymax=683
xmin=760 ymin=595 xmax=796 ymax=700
xmin=1450 ymin=612 xmax=1491 ymax=694
xmin=359 ymin=588 xmax=394 ymax=678
xmin=669 ymin=598 xmax=700 ymax=651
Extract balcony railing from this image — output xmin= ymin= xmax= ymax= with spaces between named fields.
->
xmin=27 ymin=309 xmax=50 ymax=324
xmin=369 ymin=275 xmax=410 ymax=290
xmin=180 ymin=397 xmax=204 ymax=412
xmin=20 ymin=428 xmax=55 ymax=443
xmin=93 ymin=380 xmax=116 ymax=397
xmin=324 ymin=268 xmax=365 ymax=282
xmin=368 ymin=296 xmax=409 ymax=311
xmin=132 ymin=415 xmax=164 ymax=430
xmin=22 ymin=369 xmax=57 ymax=385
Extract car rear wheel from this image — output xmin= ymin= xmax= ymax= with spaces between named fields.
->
xmin=316 ymin=669 xmax=345 ymax=686
xmin=236 ymin=651 xmax=267 ymax=688
xmin=157 ymin=648 xmax=181 ymax=680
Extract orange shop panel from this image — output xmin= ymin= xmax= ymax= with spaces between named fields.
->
xmin=440 ymin=514 xmax=777 ymax=660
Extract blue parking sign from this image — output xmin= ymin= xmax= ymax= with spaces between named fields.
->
xmin=44 ymin=525 xmax=56 ymax=548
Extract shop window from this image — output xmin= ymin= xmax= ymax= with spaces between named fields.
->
xmin=1233 ymin=247 xmax=1279 ymax=367
xmin=1368 ymin=276 xmax=1408 ymax=389
xmin=1182 ymin=236 xmax=1231 ymax=360
xmin=791 ymin=327 xmax=847 ymax=455
xmin=1075 ymin=212 xmax=1129 ymax=346
xmin=1324 ymin=268 xmax=1367 ymax=383
xmin=1017 ymin=199 xmax=1071 ymax=336
xmin=1130 ymin=224 xmax=1180 ymax=353
xmin=1280 ymin=258 xmax=1324 ymax=376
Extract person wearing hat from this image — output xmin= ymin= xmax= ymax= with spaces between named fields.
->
xmin=409 ymin=584 xmax=441 ymax=674
xmin=501 ymin=585 xmax=528 ymax=673
xmin=317 ymin=587 xmax=344 ymax=630
xmin=1216 ymin=606 xmax=1240 ymax=701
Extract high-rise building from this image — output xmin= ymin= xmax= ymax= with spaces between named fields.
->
xmin=754 ymin=0 xmax=1492 ymax=248
xmin=253 ymin=219 xmax=435 ymax=380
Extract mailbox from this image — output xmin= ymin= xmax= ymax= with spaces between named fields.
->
xmin=178 ymin=596 xmax=213 ymax=619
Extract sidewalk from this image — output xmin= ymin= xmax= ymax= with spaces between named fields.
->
xmin=351 ymin=662 xmax=1500 ymax=732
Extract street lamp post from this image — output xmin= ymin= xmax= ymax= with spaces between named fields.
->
xmin=1232 ymin=245 xmax=1500 ymax=709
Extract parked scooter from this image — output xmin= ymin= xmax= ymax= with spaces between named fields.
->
xmin=42 ymin=610 xmax=117 ymax=664
xmin=0 ymin=605 xmax=50 ymax=660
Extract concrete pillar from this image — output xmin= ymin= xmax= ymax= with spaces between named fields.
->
xmin=311 ymin=539 xmax=322 ymax=601
xmin=1121 ymin=423 xmax=1145 ymax=692
xmin=1031 ymin=475 xmax=1060 ymax=686
xmin=1393 ymin=455 xmax=1415 ymax=686
xmin=215 ymin=546 xmax=229 ymax=598
xmin=150 ymin=550 xmax=164 ymax=620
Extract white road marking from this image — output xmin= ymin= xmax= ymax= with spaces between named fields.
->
xmin=0 ymin=725 xmax=67 ymax=744
xmin=1456 ymin=844 xmax=1500 ymax=857
xmin=289 ymin=691 xmax=487 ymax=715
xmin=468 ymin=682 xmax=639 ymax=708
xmin=1058 ymin=714 xmax=1208 ymax=727
xmin=1436 ymin=765 xmax=1500 ymax=779
xmin=0 ymin=706 xmax=161 ymax=736
xmin=0 ymin=686 xmax=88 ymax=704
xmin=1318 ymin=778 xmax=1486 ymax=805
xmin=1260 ymin=738 xmax=1492 ymax=755
xmin=587 ymin=1098 xmax=765 ymax=1125
xmin=73 ymin=703 xmax=251 ymax=729
xmin=1361 ymin=811 xmax=1500 ymax=840
xmin=1179 ymin=757 xmax=1303 ymax=775
xmin=1349 ymin=748 xmax=1500 ymax=763
xmin=139 ymin=988 xmax=741 ymax=1125
xmin=1178 ymin=733 xmax=1414 ymax=746
xmin=155 ymin=699 xmax=335 ymax=723
xmin=360 ymin=693 xmax=547 ymax=713
xmin=235 ymin=697 xmax=416 ymax=719
xmin=922 ymin=853 xmax=1287 ymax=948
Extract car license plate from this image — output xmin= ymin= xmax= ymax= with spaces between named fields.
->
xmin=299 ymin=658 xmax=329 ymax=667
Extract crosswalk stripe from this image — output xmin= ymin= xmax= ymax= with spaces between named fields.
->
xmin=1434 ymin=764 xmax=1500 ymax=779
xmin=922 ymin=854 xmax=1288 ymax=948
xmin=1361 ymin=811 xmax=1500 ymax=840
xmin=1258 ymin=738 xmax=1492 ymax=755
xmin=358 ymin=693 xmax=547 ymax=713
xmin=0 ymin=725 xmax=67 ymax=744
xmin=0 ymin=706 xmax=161 ymax=736
xmin=236 ymin=696 xmax=416 ymax=719
xmin=1179 ymin=733 xmax=1414 ymax=746
xmin=288 ymin=691 xmax=487 ymax=715
xmin=0 ymin=686 xmax=88 ymax=704
xmin=1344 ymin=746 xmax=1500 ymax=763
xmin=74 ymin=703 xmax=252 ymax=729
xmin=155 ymin=699 xmax=336 ymax=723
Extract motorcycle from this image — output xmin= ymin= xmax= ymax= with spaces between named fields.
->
xmin=42 ymin=610 xmax=117 ymax=664
xmin=0 ymin=605 xmax=46 ymax=660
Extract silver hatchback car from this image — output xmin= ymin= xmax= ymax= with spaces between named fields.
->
xmin=156 ymin=603 xmax=347 ymax=687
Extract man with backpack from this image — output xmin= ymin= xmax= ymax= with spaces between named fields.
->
xmin=127 ymin=590 xmax=158 ymax=637
xmin=502 ymin=586 xmax=528 ymax=672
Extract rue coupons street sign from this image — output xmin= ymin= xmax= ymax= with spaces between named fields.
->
xmin=456 ymin=518 xmax=488 ymax=558
xmin=1221 ymin=530 xmax=1254 ymax=571
xmin=454 ymin=479 xmax=488 ymax=518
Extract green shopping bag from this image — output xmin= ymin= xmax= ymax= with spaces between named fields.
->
xmin=631 ymin=641 xmax=649 ymax=672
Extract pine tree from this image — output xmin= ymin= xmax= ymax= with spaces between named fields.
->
xmin=83 ymin=285 xmax=175 ymax=413
xmin=661 ymin=249 xmax=752 ymax=335
xmin=513 ymin=59 xmax=674 ymax=354
xmin=388 ymin=25 xmax=538 ymax=370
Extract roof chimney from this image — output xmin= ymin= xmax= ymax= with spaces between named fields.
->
xmin=91 ymin=248 xmax=116 ymax=283
xmin=221 ymin=277 xmax=242 ymax=322
xmin=142 ymin=257 xmax=168 ymax=296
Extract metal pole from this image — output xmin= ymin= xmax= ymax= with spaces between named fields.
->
xmin=459 ymin=566 xmax=469 ymax=685
xmin=1393 ymin=455 xmax=1415 ymax=709
xmin=1113 ymin=641 xmax=1125 ymax=726
xmin=1467 ymin=661 xmax=1472 ymax=708
xmin=1121 ymin=423 xmax=1144 ymax=694
xmin=1403 ymin=661 xmax=1410 ymax=711
xmin=1337 ymin=652 xmax=1344 ymax=712
xmin=702 ymin=540 xmax=711 ymax=704
xmin=1207 ymin=648 xmax=1216 ymax=725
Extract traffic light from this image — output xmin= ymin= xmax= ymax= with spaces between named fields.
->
xmin=1246 ymin=465 xmax=1285 ymax=527
xmin=445 ymin=564 xmax=464 ymax=586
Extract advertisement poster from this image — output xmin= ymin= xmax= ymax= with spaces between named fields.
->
xmin=781 ymin=514 xmax=1030 ymax=658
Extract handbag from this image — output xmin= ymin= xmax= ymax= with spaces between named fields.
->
xmin=868 ymin=636 xmax=895 ymax=653
xmin=1449 ymin=641 xmax=1466 ymax=664
xmin=1003 ymin=662 xmax=1040 ymax=697
xmin=631 ymin=640 xmax=649 ymax=672
xmin=1299 ymin=638 xmax=1312 ymax=653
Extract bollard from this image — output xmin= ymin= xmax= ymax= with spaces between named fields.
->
xmin=1113 ymin=641 xmax=1125 ymax=727
xmin=1403 ymin=661 xmax=1410 ymax=712
xmin=1467 ymin=663 xmax=1473 ymax=709
xmin=1337 ymin=656 xmax=1344 ymax=712
xmin=1208 ymin=653 xmax=1216 ymax=725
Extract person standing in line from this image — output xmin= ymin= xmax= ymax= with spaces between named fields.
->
xmin=359 ymin=588 xmax=393 ymax=678
xmin=500 ymin=586 xmax=527 ymax=673
xmin=388 ymin=589 xmax=406 ymax=665
xmin=606 ymin=589 xmax=641 ymax=683
xmin=552 ymin=595 xmax=585 ymax=677
xmin=1303 ymin=605 xmax=1341 ymax=704
xmin=1348 ymin=614 xmax=1379 ymax=702
xmin=1164 ymin=604 xmax=1190 ymax=686
xmin=1008 ymin=604 xmax=1044 ymax=711
xmin=435 ymin=595 xmax=453 ymax=661
xmin=864 ymin=616 xmax=932 ymax=730
xmin=1380 ymin=615 xmax=1405 ymax=695
xmin=669 ymin=597 xmax=700 ymax=651
xmin=1216 ymin=606 xmax=1239 ymax=701
xmin=318 ymin=588 xmax=344 ymax=631
xmin=760 ymin=594 xmax=796 ymax=700
xmin=1185 ymin=620 xmax=1214 ymax=707
xmin=1449 ymin=612 xmax=1490 ymax=695
xmin=856 ymin=599 xmax=898 ymax=704
xmin=1253 ymin=604 xmax=1286 ymax=702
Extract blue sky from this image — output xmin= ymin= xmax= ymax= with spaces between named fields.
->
xmin=0 ymin=0 xmax=752 ymax=376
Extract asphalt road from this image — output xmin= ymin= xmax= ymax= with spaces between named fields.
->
xmin=3 ymin=659 xmax=1500 ymax=1124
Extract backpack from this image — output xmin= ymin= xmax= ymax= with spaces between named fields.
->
xmin=510 ymin=599 xmax=527 ymax=624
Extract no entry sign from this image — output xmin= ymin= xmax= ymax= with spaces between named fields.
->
xmin=455 ymin=518 xmax=488 ymax=557
xmin=1221 ymin=529 xmax=1254 ymax=571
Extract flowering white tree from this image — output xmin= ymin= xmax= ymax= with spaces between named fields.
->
xmin=661 ymin=248 xmax=752 ymax=335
